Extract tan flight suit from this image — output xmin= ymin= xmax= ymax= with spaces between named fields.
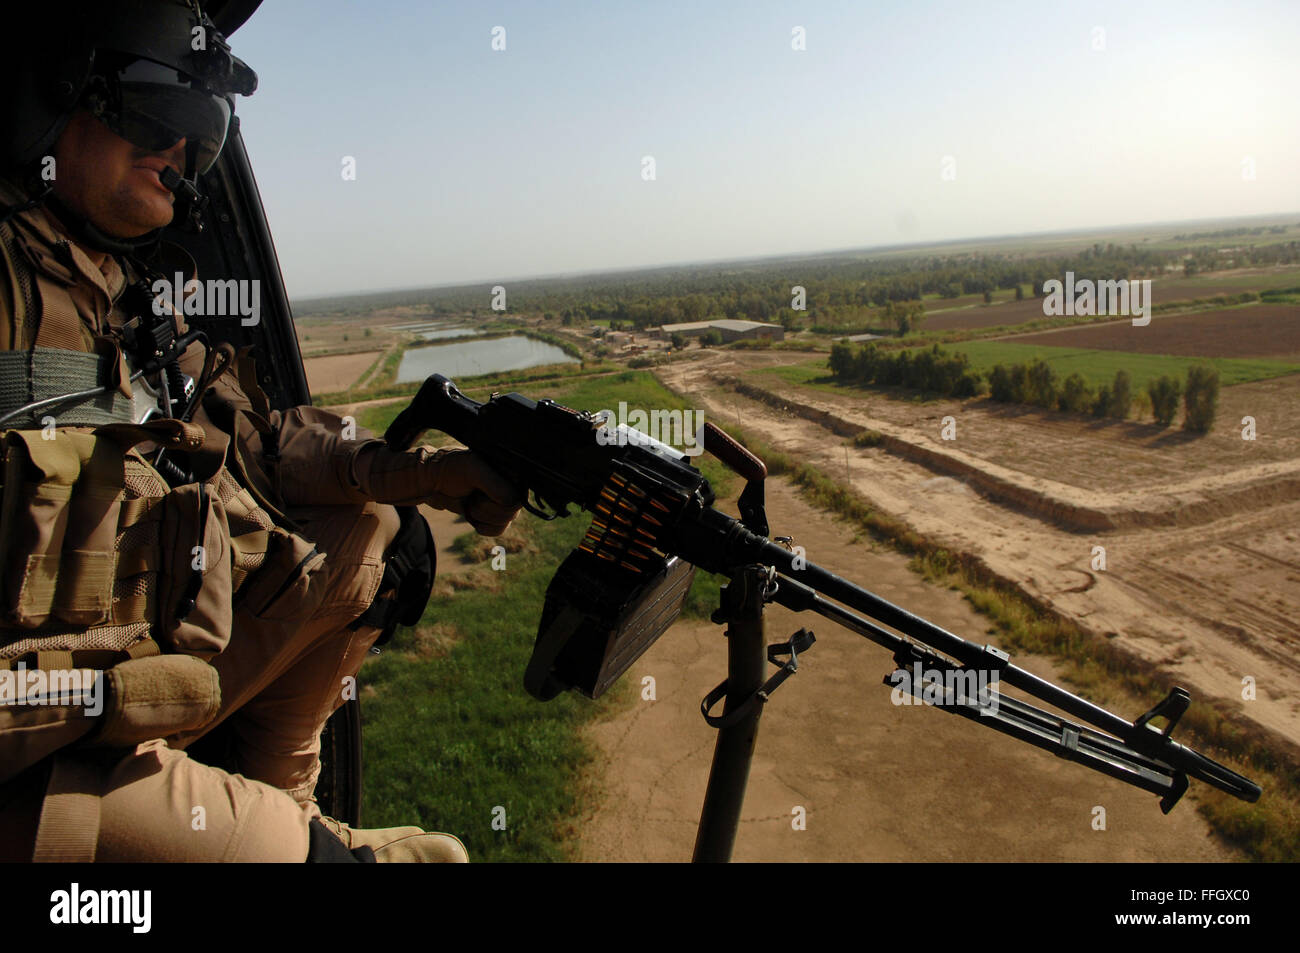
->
xmin=0 ymin=175 xmax=453 ymax=861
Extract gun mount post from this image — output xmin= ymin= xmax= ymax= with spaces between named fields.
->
xmin=692 ymin=565 xmax=771 ymax=863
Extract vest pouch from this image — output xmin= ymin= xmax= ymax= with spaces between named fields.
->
xmin=0 ymin=430 xmax=122 ymax=628
xmin=156 ymin=482 xmax=234 ymax=659
xmin=232 ymin=525 xmax=329 ymax=622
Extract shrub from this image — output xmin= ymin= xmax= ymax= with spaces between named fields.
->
xmin=953 ymin=370 xmax=983 ymax=398
xmin=1024 ymin=359 xmax=1057 ymax=409
xmin=855 ymin=343 xmax=882 ymax=382
xmin=1057 ymin=372 xmax=1093 ymax=414
xmin=988 ymin=364 xmax=1014 ymax=402
xmin=1147 ymin=375 xmax=1182 ymax=427
xmin=1007 ymin=363 xmax=1029 ymax=404
xmin=1108 ymin=370 xmax=1132 ymax=419
xmin=1183 ymin=364 xmax=1220 ymax=433
xmin=1091 ymin=384 xmax=1112 ymax=418
xmin=829 ymin=341 xmax=856 ymax=380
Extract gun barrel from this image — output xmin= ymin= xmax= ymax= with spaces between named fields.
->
xmin=770 ymin=568 xmax=1260 ymax=805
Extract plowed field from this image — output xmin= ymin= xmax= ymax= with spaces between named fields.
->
xmin=1010 ymin=305 xmax=1300 ymax=359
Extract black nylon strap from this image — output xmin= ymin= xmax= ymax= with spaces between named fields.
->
xmin=700 ymin=628 xmax=816 ymax=730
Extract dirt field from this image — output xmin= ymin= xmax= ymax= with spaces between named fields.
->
xmin=916 ymin=271 xmax=1299 ymax=333
xmin=655 ymin=350 xmax=1300 ymax=762
xmin=575 ymin=477 xmax=1244 ymax=862
xmin=303 ymin=350 xmax=381 ymax=392
xmin=1010 ymin=305 xmax=1300 ymax=359
xmin=922 ymin=297 xmax=1047 ymax=331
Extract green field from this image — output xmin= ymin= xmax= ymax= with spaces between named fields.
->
xmin=355 ymin=371 xmax=730 ymax=861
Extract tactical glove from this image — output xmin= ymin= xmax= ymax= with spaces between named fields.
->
xmin=350 ymin=443 xmax=524 ymax=536
xmin=270 ymin=407 xmax=524 ymax=534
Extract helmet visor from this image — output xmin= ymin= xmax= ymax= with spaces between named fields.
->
xmin=97 ymin=59 xmax=232 ymax=175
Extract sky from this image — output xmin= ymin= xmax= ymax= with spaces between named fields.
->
xmin=225 ymin=0 xmax=1300 ymax=298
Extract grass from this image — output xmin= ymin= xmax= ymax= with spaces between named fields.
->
xmin=355 ymin=369 xmax=734 ymax=861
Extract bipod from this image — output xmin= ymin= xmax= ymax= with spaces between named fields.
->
xmin=692 ymin=563 xmax=816 ymax=863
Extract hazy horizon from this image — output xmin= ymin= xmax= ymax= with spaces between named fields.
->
xmin=230 ymin=1 xmax=1300 ymax=299
xmin=291 ymin=208 xmax=1298 ymax=306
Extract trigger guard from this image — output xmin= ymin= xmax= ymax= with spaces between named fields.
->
xmin=523 ymin=492 xmax=559 ymax=520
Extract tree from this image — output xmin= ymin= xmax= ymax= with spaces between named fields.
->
xmin=829 ymin=341 xmax=856 ymax=379
xmin=1183 ymin=364 xmax=1219 ymax=433
xmin=887 ymin=300 xmax=925 ymax=336
xmin=982 ymin=290 xmax=993 ymax=304
xmin=1057 ymin=372 xmax=1092 ymax=413
xmin=1024 ymin=359 xmax=1057 ymax=408
xmin=1091 ymin=385 xmax=1111 ymax=418
xmin=1014 ymin=284 xmax=1025 ymax=301
xmin=670 ymin=332 xmax=687 ymax=351
xmin=1109 ymin=370 xmax=1132 ymax=419
xmin=1147 ymin=376 xmax=1182 ymax=427
xmin=701 ymin=330 xmax=723 ymax=348
xmin=988 ymin=364 xmax=1014 ymax=402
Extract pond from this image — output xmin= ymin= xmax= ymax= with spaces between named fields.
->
xmin=418 ymin=327 xmax=481 ymax=340
xmin=386 ymin=322 xmax=483 ymax=340
xmin=396 ymin=336 xmax=577 ymax=382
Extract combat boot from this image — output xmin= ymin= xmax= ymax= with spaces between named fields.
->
xmin=316 ymin=816 xmax=469 ymax=863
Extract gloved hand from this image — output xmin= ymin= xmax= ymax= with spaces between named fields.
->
xmin=417 ymin=447 xmax=525 ymax=537
xmin=279 ymin=414 xmax=527 ymax=535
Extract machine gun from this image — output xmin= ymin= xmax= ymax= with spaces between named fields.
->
xmin=386 ymin=373 xmax=1262 ymax=861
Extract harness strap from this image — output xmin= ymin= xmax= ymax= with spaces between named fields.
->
xmin=32 ymin=753 xmax=104 ymax=862
xmin=0 ymin=348 xmax=135 ymax=428
xmin=0 ymin=220 xmax=37 ymax=350
xmin=31 ymin=268 xmax=88 ymax=352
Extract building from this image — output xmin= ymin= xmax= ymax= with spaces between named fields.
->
xmin=654 ymin=319 xmax=785 ymax=343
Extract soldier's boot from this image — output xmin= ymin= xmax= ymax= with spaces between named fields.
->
xmin=317 ymin=816 xmax=469 ymax=863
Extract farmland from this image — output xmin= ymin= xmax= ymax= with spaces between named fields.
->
xmin=1010 ymin=305 xmax=1300 ymax=360
xmin=906 ymin=271 xmax=1300 ymax=334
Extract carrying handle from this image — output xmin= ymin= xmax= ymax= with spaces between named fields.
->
xmin=702 ymin=422 xmax=768 ymax=536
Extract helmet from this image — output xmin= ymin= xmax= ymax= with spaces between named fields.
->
xmin=2 ymin=0 xmax=257 ymax=178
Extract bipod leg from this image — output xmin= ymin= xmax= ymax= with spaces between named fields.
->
xmin=692 ymin=564 xmax=771 ymax=863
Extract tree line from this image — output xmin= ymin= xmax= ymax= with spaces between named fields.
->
xmin=829 ymin=342 xmax=1221 ymax=433
xmin=295 ymin=239 xmax=1299 ymax=334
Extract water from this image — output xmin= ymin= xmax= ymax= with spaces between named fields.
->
xmin=419 ymin=327 xmax=481 ymax=340
xmin=386 ymin=322 xmax=482 ymax=339
xmin=396 ymin=336 xmax=577 ymax=382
